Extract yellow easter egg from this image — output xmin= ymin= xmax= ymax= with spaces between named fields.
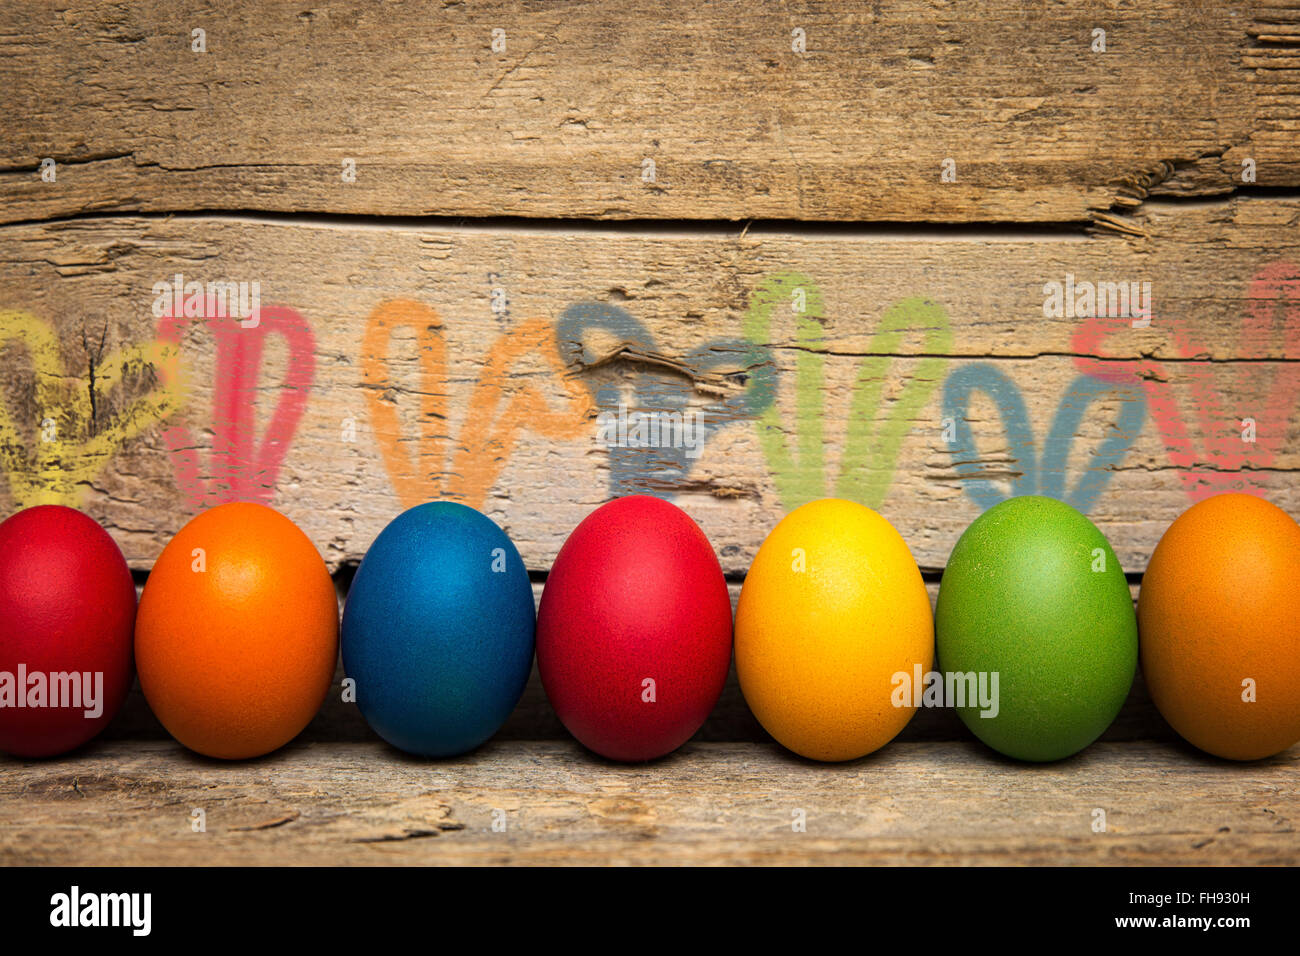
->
xmin=736 ymin=498 xmax=933 ymax=761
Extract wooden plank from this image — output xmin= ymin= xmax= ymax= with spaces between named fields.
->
xmin=1 ymin=739 xmax=1293 ymax=865
xmin=1 ymin=199 xmax=1298 ymax=573
xmin=2 ymin=1 xmax=1297 ymax=225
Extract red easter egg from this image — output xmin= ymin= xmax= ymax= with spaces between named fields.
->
xmin=0 ymin=506 xmax=136 ymax=757
xmin=537 ymin=496 xmax=733 ymax=761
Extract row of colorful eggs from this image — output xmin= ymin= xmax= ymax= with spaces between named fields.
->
xmin=0 ymin=493 xmax=1296 ymax=763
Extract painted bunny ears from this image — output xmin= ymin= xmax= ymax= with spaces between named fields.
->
xmin=1 ymin=261 xmax=1295 ymax=512
xmin=0 ymin=310 xmax=184 ymax=507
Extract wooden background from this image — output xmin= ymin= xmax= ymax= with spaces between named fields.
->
xmin=1 ymin=0 xmax=1299 ymax=865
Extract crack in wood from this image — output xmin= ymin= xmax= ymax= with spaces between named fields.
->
xmin=229 ymin=810 xmax=302 ymax=832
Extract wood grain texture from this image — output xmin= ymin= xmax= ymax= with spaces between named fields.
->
xmin=2 ymin=739 xmax=1294 ymax=865
xmin=2 ymin=1 xmax=1298 ymax=225
xmin=1 ymin=199 xmax=1297 ymax=574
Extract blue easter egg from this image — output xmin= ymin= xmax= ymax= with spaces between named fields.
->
xmin=341 ymin=502 xmax=535 ymax=756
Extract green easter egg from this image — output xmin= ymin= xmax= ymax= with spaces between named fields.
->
xmin=935 ymin=496 xmax=1137 ymax=761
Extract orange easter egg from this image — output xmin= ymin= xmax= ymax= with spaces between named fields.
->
xmin=135 ymin=502 xmax=337 ymax=759
xmin=1138 ymin=494 xmax=1300 ymax=760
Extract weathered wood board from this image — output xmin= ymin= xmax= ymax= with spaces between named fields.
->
xmin=2 ymin=740 xmax=1294 ymax=865
xmin=1 ymin=200 xmax=1297 ymax=573
xmin=2 ymin=1 xmax=1298 ymax=225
